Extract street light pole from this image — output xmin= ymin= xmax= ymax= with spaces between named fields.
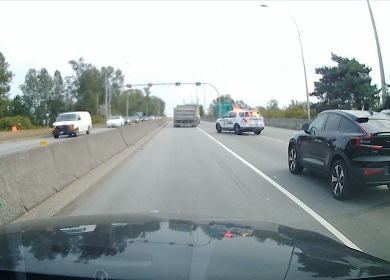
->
xmin=105 ymin=70 xmax=108 ymax=120
xmin=289 ymin=14 xmax=310 ymax=120
xmin=366 ymin=0 xmax=387 ymax=104
xmin=261 ymin=5 xmax=310 ymax=120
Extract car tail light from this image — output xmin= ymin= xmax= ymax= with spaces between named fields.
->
xmin=350 ymin=122 xmax=383 ymax=150
xmin=52 ymin=127 xmax=56 ymax=131
xmin=350 ymin=136 xmax=383 ymax=150
xmin=363 ymin=169 xmax=382 ymax=175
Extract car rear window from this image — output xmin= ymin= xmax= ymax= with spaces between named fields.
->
xmin=339 ymin=117 xmax=363 ymax=133
xmin=359 ymin=118 xmax=390 ymax=134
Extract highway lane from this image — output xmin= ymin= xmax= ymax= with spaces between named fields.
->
xmin=199 ymin=122 xmax=390 ymax=261
xmin=57 ymin=121 xmax=390 ymax=261
xmin=0 ymin=127 xmax=112 ymax=156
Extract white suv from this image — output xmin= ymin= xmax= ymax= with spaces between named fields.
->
xmin=216 ymin=110 xmax=265 ymax=135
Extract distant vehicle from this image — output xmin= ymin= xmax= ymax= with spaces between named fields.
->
xmin=216 ymin=110 xmax=264 ymax=135
xmin=130 ymin=116 xmax=141 ymax=123
xmin=52 ymin=111 xmax=92 ymax=138
xmin=141 ymin=116 xmax=149 ymax=122
xmin=173 ymin=104 xmax=200 ymax=127
xmin=149 ymin=115 xmax=156 ymax=120
xmin=134 ymin=112 xmax=143 ymax=118
xmin=288 ymin=109 xmax=390 ymax=200
xmin=123 ymin=116 xmax=131 ymax=125
xmin=106 ymin=115 xmax=125 ymax=128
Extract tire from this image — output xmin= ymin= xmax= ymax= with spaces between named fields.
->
xmin=216 ymin=123 xmax=222 ymax=133
xmin=54 ymin=135 xmax=59 ymax=139
xmin=330 ymin=160 xmax=351 ymax=200
xmin=74 ymin=128 xmax=79 ymax=137
xmin=254 ymin=131 xmax=261 ymax=135
xmin=288 ymin=145 xmax=303 ymax=174
xmin=86 ymin=126 xmax=91 ymax=134
xmin=234 ymin=124 xmax=242 ymax=135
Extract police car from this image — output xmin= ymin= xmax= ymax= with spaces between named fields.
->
xmin=216 ymin=110 xmax=265 ymax=135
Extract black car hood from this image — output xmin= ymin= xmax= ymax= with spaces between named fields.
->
xmin=0 ymin=213 xmax=389 ymax=280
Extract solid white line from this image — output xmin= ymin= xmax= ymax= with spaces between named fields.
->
xmin=197 ymin=127 xmax=362 ymax=251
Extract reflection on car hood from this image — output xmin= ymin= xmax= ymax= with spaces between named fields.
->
xmin=0 ymin=213 xmax=389 ymax=279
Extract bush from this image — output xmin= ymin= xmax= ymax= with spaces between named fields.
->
xmin=92 ymin=115 xmax=106 ymax=124
xmin=0 ymin=116 xmax=36 ymax=131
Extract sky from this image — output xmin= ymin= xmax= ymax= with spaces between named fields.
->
xmin=0 ymin=0 xmax=389 ymax=116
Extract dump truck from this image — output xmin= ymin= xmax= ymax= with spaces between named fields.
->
xmin=173 ymin=104 xmax=200 ymax=127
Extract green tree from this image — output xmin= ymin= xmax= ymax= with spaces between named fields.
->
xmin=0 ymin=52 xmax=14 ymax=117
xmin=311 ymin=53 xmax=379 ymax=110
xmin=0 ymin=52 xmax=14 ymax=98
xmin=199 ymin=104 xmax=204 ymax=117
xmin=143 ymin=87 xmax=151 ymax=116
xmin=148 ymin=96 xmax=165 ymax=116
xmin=8 ymin=95 xmax=29 ymax=117
xmin=266 ymin=99 xmax=279 ymax=110
xmin=76 ymin=67 xmax=101 ymax=113
xmin=102 ymin=66 xmax=124 ymax=117
xmin=47 ymin=70 xmax=66 ymax=124
xmin=19 ymin=69 xmax=42 ymax=124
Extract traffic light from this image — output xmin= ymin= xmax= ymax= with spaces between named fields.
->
xmin=148 ymin=83 xmax=153 ymax=87
xmin=195 ymin=82 xmax=201 ymax=86
xmin=126 ymin=84 xmax=132 ymax=88
xmin=175 ymin=82 xmax=181 ymax=86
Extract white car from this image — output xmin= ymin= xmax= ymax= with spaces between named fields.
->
xmin=216 ymin=110 xmax=265 ymax=135
xmin=106 ymin=115 xmax=125 ymax=128
xmin=52 ymin=111 xmax=92 ymax=138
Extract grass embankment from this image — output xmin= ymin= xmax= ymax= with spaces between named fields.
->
xmin=0 ymin=127 xmax=52 ymax=142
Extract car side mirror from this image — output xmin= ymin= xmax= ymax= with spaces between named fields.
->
xmin=301 ymin=123 xmax=309 ymax=133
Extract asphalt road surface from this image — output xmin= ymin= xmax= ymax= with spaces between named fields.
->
xmin=0 ymin=127 xmax=111 ymax=156
xmin=58 ymin=121 xmax=390 ymax=262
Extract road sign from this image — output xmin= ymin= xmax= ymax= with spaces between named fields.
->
xmin=215 ymin=101 xmax=231 ymax=117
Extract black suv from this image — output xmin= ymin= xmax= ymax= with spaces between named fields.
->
xmin=288 ymin=110 xmax=390 ymax=200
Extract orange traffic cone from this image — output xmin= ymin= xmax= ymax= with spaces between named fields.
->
xmin=11 ymin=126 xmax=18 ymax=132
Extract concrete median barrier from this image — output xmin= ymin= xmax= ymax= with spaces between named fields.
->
xmin=264 ymin=118 xmax=306 ymax=130
xmin=0 ymin=147 xmax=58 ymax=225
xmin=120 ymin=121 xmax=160 ymax=146
xmin=0 ymin=118 xmax=169 ymax=225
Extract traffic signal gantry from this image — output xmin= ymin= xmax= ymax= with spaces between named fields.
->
xmin=124 ymin=82 xmax=222 ymax=117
